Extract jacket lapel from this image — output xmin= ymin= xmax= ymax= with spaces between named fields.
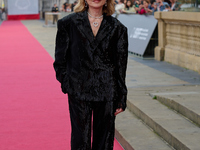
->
xmin=91 ymin=14 xmax=115 ymax=50
xmin=95 ymin=14 xmax=114 ymax=43
xmin=72 ymin=11 xmax=94 ymax=44
xmin=72 ymin=11 xmax=115 ymax=50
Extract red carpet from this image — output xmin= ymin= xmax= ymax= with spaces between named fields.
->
xmin=0 ymin=21 xmax=123 ymax=150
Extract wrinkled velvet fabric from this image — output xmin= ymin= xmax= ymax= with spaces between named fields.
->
xmin=68 ymin=95 xmax=115 ymax=150
xmin=53 ymin=10 xmax=128 ymax=110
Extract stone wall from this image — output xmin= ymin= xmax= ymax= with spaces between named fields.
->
xmin=154 ymin=12 xmax=200 ymax=74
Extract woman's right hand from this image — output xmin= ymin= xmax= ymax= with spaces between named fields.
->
xmin=115 ymin=108 xmax=123 ymax=116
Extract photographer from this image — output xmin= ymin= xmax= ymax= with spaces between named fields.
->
xmin=52 ymin=4 xmax=59 ymax=24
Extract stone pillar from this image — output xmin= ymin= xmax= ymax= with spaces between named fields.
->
xmin=154 ymin=11 xmax=200 ymax=74
xmin=154 ymin=12 xmax=166 ymax=61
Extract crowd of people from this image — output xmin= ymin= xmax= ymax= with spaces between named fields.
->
xmin=60 ymin=1 xmax=78 ymax=12
xmin=56 ymin=0 xmax=181 ymax=16
xmin=115 ymin=0 xmax=181 ymax=14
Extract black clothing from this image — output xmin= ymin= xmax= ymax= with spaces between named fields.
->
xmin=52 ymin=6 xmax=59 ymax=24
xmin=53 ymin=11 xmax=128 ymax=110
xmin=52 ymin=6 xmax=59 ymax=12
xmin=71 ymin=4 xmax=75 ymax=12
xmin=54 ymin=10 xmax=128 ymax=150
xmin=68 ymin=95 xmax=115 ymax=150
xmin=53 ymin=15 xmax=58 ymax=24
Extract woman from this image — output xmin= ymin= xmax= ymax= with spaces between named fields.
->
xmin=122 ymin=0 xmax=136 ymax=13
xmin=115 ymin=0 xmax=125 ymax=14
xmin=66 ymin=4 xmax=72 ymax=12
xmin=53 ymin=0 xmax=128 ymax=149
xmin=138 ymin=0 xmax=152 ymax=14
xmin=169 ymin=0 xmax=181 ymax=11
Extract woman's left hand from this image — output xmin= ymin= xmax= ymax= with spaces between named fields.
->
xmin=115 ymin=108 xmax=124 ymax=116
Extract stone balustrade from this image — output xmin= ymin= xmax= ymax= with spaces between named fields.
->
xmin=154 ymin=11 xmax=200 ymax=73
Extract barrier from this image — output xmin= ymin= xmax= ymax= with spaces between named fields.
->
xmin=44 ymin=12 xmax=61 ymax=26
xmin=6 ymin=0 xmax=39 ymax=20
xmin=44 ymin=12 xmax=73 ymax=26
xmin=117 ymin=14 xmax=158 ymax=57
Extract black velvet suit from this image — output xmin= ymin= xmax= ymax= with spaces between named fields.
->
xmin=54 ymin=10 xmax=128 ymax=110
xmin=53 ymin=10 xmax=128 ymax=150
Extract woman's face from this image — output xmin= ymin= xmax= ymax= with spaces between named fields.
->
xmin=87 ymin=0 xmax=107 ymax=9
xmin=127 ymin=1 xmax=131 ymax=6
xmin=143 ymin=1 xmax=148 ymax=7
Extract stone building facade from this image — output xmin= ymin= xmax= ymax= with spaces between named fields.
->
xmin=154 ymin=11 xmax=200 ymax=74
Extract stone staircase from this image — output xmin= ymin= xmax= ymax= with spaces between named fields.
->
xmin=115 ymin=85 xmax=200 ymax=150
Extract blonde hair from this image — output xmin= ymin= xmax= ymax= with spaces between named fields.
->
xmin=74 ymin=0 xmax=115 ymax=16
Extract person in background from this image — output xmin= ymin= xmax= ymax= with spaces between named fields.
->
xmin=165 ymin=0 xmax=171 ymax=5
xmin=150 ymin=0 xmax=155 ymax=5
xmin=156 ymin=0 xmax=165 ymax=11
xmin=135 ymin=0 xmax=140 ymax=7
xmin=52 ymin=3 xmax=59 ymax=24
xmin=151 ymin=1 xmax=157 ymax=14
xmin=71 ymin=1 xmax=78 ymax=12
xmin=61 ymin=4 xmax=65 ymax=12
xmin=122 ymin=0 xmax=136 ymax=13
xmin=61 ymin=3 xmax=68 ymax=12
xmin=65 ymin=3 xmax=72 ymax=12
xmin=139 ymin=0 xmax=144 ymax=5
xmin=163 ymin=4 xmax=171 ymax=11
xmin=153 ymin=0 xmax=170 ymax=12
xmin=148 ymin=0 xmax=155 ymax=10
xmin=162 ymin=0 xmax=170 ymax=8
xmin=169 ymin=0 xmax=181 ymax=11
xmin=138 ymin=0 xmax=152 ymax=14
xmin=115 ymin=0 xmax=125 ymax=14
xmin=131 ymin=0 xmax=136 ymax=4
xmin=0 ymin=7 xmax=2 ymax=21
xmin=134 ymin=0 xmax=143 ymax=13
xmin=124 ymin=0 xmax=127 ymax=8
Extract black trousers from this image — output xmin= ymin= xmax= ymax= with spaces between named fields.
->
xmin=53 ymin=14 xmax=58 ymax=24
xmin=68 ymin=95 xmax=116 ymax=150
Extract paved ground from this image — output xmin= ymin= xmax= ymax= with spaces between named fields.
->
xmin=129 ymin=57 xmax=200 ymax=85
xmin=21 ymin=20 xmax=57 ymax=59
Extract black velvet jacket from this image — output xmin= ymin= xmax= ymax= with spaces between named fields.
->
xmin=53 ymin=11 xmax=128 ymax=110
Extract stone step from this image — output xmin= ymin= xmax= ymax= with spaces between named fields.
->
xmin=150 ymin=91 xmax=200 ymax=127
xmin=115 ymin=108 xmax=173 ymax=150
xmin=127 ymin=88 xmax=200 ymax=150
